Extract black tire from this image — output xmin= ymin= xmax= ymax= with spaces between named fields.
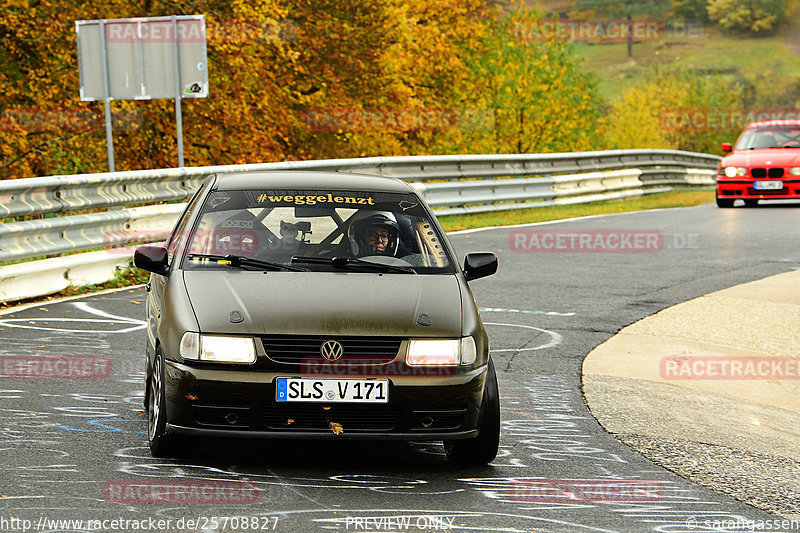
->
xmin=444 ymin=358 xmax=500 ymax=466
xmin=743 ymin=199 xmax=759 ymax=207
xmin=716 ymin=196 xmax=734 ymax=208
xmin=147 ymin=349 xmax=175 ymax=457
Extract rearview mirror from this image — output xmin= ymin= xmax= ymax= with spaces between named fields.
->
xmin=134 ymin=245 xmax=169 ymax=276
xmin=463 ymin=252 xmax=498 ymax=282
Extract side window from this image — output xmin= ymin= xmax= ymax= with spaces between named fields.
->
xmin=166 ymin=185 xmax=207 ymax=263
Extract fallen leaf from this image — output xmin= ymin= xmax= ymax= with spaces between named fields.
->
xmin=39 ymin=307 xmax=48 ymax=311
xmin=286 ymin=418 xmax=295 ymax=425
xmin=328 ymin=421 xmax=343 ymax=435
xmin=322 ymin=406 xmax=332 ymax=411
xmin=131 ymin=301 xmax=143 ymax=305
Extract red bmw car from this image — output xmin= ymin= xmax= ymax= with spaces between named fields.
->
xmin=716 ymin=120 xmax=800 ymax=207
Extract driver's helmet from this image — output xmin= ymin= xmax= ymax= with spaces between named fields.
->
xmin=347 ymin=211 xmax=400 ymax=257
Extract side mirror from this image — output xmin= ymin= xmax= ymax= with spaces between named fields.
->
xmin=463 ymin=252 xmax=498 ymax=282
xmin=721 ymin=142 xmax=732 ymax=153
xmin=134 ymin=244 xmax=169 ymax=276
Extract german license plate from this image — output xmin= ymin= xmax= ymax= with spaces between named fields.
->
xmin=276 ymin=378 xmax=389 ymax=403
xmin=754 ymin=180 xmax=783 ymax=190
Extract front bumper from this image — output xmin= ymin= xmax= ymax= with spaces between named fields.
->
xmin=716 ymin=178 xmax=800 ymax=200
xmin=163 ymin=360 xmax=487 ymax=441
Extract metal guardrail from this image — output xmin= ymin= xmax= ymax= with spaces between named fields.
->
xmin=0 ymin=149 xmax=720 ymax=302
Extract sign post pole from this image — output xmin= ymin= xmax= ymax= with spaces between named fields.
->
xmin=98 ymin=19 xmax=115 ymax=172
xmin=171 ymin=15 xmax=184 ymax=168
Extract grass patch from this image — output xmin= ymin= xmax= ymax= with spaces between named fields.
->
xmin=573 ymin=26 xmax=800 ymax=100
xmin=437 ymin=189 xmax=713 ymax=232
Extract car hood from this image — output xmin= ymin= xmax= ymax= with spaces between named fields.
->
xmin=182 ymin=271 xmax=463 ymax=337
xmin=724 ymin=149 xmax=800 ymax=167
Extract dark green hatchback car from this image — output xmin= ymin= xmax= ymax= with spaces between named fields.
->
xmin=134 ymin=171 xmax=499 ymax=464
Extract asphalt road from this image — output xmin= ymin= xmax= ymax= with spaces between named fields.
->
xmin=1 ymin=203 xmax=799 ymax=533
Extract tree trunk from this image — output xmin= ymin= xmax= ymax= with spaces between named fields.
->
xmin=627 ymin=14 xmax=633 ymax=58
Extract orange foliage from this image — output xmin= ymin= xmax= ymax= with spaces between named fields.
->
xmin=0 ymin=0 xmax=600 ymax=178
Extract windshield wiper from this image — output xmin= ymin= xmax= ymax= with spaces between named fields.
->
xmin=187 ymin=253 xmax=308 ymax=272
xmin=291 ymin=255 xmax=416 ymax=274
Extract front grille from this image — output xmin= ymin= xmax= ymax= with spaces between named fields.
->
xmin=769 ymin=168 xmax=785 ymax=178
xmin=263 ymin=402 xmax=401 ymax=431
xmin=260 ymin=335 xmax=402 ymax=364
xmin=750 ymin=168 xmax=785 ymax=178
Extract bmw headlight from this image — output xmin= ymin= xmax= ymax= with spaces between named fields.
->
xmin=180 ymin=332 xmax=256 ymax=364
xmin=406 ymin=337 xmax=477 ymax=366
xmin=791 ymin=167 xmax=800 ymax=176
xmin=723 ymin=167 xmax=746 ymax=177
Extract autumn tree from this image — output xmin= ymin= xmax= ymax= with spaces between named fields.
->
xmin=451 ymin=6 xmax=602 ymax=155
xmin=1 ymin=0 xmax=602 ymax=179
xmin=602 ymin=69 xmax=742 ymax=153
xmin=706 ymin=0 xmax=788 ymax=35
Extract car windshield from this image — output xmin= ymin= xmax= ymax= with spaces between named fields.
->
xmin=734 ymin=125 xmax=800 ymax=150
xmin=180 ymin=189 xmax=455 ymax=274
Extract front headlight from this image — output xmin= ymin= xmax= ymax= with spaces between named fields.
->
xmin=406 ymin=337 xmax=477 ymax=366
xmin=179 ymin=332 xmax=256 ymax=364
xmin=790 ymin=167 xmax=800 ymax=176
xmin=723 ymin=167 xmax=746 ymax=177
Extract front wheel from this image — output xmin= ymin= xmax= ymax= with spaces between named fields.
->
xmin=444 ymin=358 xmax=500 ymax=465
xmin=716 ymin=195 xmax=734 ymax=208
xmin=147 ymin=349 xmax=176 ymax=457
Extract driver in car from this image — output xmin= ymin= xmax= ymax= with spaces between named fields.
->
xmin=348 ymin=212 xmax=401 ymax=257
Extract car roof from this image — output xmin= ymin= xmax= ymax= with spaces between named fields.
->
xmin=211 ymin=171 xmax=416 ymax=193
xmin=745 ymin=120 xmax=800 ymax=129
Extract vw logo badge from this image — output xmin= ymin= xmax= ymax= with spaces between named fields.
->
xmin=320 ymin=340 xmax=344 ymax=361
